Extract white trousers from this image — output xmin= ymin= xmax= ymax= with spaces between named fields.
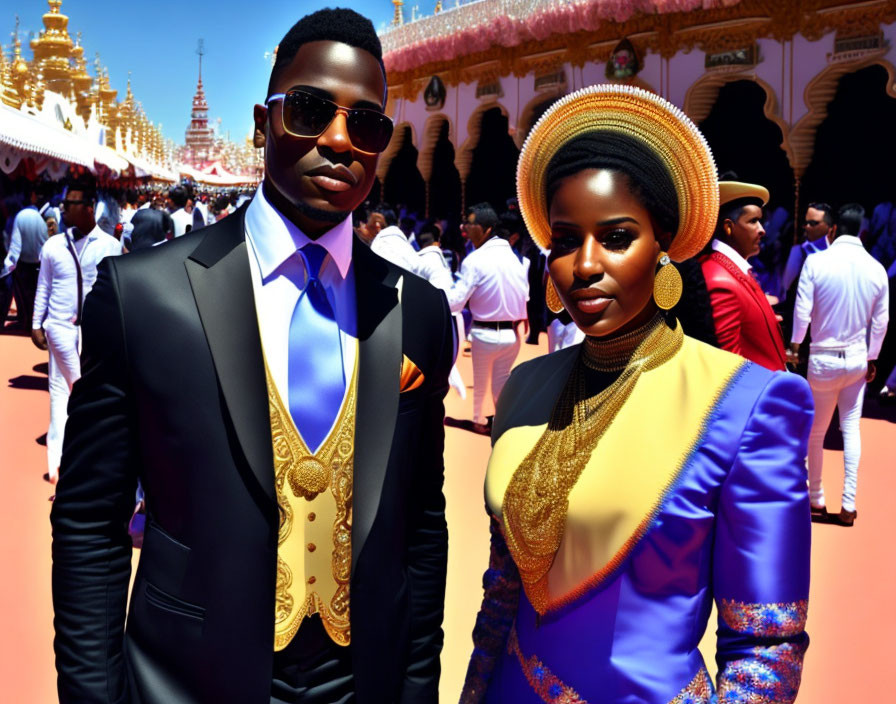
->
xmin=449 ymin=313 xmax=467 ymax=399
xmin=470 ymin=327 xmax=520 ymax=425
xmin=547 ymin=319 xmax=585 ymax=353
xmin=807 ymin=348 xmax=867 ymax=512
xmin=45 ymin=322 xmax=81 ymax=480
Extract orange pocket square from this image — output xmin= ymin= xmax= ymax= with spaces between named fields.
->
xmin=400 ymin=355 xmax=425 ymax=393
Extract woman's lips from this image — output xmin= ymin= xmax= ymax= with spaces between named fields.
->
xmin=575 ymin=296 xmax=613 ymax=315
xmin=309 ymin=174 xmax=353 ymax=193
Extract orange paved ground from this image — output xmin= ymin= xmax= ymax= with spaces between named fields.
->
xmin=1 ymin=328 xmax=892 ymax=702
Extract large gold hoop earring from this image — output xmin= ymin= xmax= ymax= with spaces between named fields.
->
xmin=545 ymin=278 xmax=564 ymax=314
xmin=653 ymin=253 xmax=682 ymax=310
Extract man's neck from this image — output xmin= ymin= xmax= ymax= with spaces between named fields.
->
xmin=71 ymin=223 xmax=94 ymax=240
xmin=262 ymin=180 xmax=340 ymax=241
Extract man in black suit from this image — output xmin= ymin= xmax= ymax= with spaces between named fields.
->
xmin=51 ymin=10 xmax=453 ymax=704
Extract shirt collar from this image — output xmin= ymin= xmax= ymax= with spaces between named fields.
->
xmin=478 ymin=236 xmax=508 ymax=251
xmin=244 ymin=184 xmax=353 ymax=280
xmin=711 ymin=238 xmax=752 ymax=274
xmin=831 ymin=235 xmax=863 ymax=247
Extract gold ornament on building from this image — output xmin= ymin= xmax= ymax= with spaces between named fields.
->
xmin=516 ymin=84 xmax=718 ymax=262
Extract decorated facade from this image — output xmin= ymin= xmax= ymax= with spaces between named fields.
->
xmin=376 ymin=0 xmax=896 ymax=221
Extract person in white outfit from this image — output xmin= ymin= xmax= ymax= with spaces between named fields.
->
xmin=167 ymin=186 xmax=193 ymax=237
xmin=790 ymin=203 xmax=889 ymax=526
xmin=447 ymin=203 xmax=529 ymax=433
xmin=416 ymin=223 xmax=466 ymax=398
xmin=363 ymin=205 xmax=419 ymax=275
xmin=32 ymin=179 xmax=122 ymax=483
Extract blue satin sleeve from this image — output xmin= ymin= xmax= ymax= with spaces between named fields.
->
xmin=713 ymin=372 xmax=814 ymax=702
xmin=460 ymin=512 xmax=521 ymax=704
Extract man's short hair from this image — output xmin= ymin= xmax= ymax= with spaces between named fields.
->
xmin=169 ymin=187 xmax=187 ymax=209
xmin=807 ymin=202 xmax=834 ymax=226
xmin=268 ymin=8 xmax=386 ymax=102
xmin=125 ymin=188 xmax=139 ymax=206
xmin=372 ymin=204 xmax=397 ymax=227
xmin=416 ymin=222 xmax=441 ymax=248
xmin=465 ymin=202 xmax=498 ymax=233
xmin=836 ymin=203 xmax=865 ymax=237
xmin=65 ymin=175 xmax=97 ymax=204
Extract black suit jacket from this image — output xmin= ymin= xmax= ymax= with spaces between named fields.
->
xmin=51 ymin=206 xmax=453 ymax=704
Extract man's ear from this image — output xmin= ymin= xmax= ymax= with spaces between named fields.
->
xmin=253 ymin=104 xmax=267 ymax=149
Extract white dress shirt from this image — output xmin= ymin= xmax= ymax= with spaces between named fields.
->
xmin=711 ymin=238 xmax=752 ymax=274
xmin=792 ymin=235 xmax=889 ymax=359
xmin=32 ymin=226 xmax=122 ymax=329
xmin=3 ymin=206 xmax=48 ymax=275
xmin=447 ymin=236 xmax=528 ymax=321
xmin=370 ymin=226 xmax=419 ymax=275
xmin=416 ymin=244 xmax=453 ymax=291
xmin=244 ymin=186 xmax=357 ymax=405
xmin=170 ymin=208 xmax=193 ymax=238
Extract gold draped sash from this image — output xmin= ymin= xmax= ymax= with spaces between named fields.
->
xmin=501 ymin=315 xmax=682 ymax=615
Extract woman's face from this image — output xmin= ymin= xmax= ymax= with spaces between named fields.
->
xmin=548 ymin=168 xmax=663 ymax=338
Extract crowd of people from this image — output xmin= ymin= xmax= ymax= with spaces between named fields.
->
xmin=1 ymin=178 xmax=255 ymax=484
xmin=0 ymin=8 xmax=893 ymax=701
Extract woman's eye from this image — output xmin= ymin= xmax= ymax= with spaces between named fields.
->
xmin=551 ymin=232 xmax=580 ymax=250
xmin=602 ymin=229 xmax=634 ymax=249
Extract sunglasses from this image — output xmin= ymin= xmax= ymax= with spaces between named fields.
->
xmin=266 ymin=89 xmax=393 ymax=154
xmin=61 ymin=199 xmax=89 ymax=208
xmin=804 ymin=220 xmax=821 ymax=227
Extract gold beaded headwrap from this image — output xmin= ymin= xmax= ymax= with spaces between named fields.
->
xmin=516 ymin=85 xmax=719 ymax=262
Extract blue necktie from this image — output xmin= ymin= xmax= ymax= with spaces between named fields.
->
xmin=287 ymin=243 xmax=345 ymax=453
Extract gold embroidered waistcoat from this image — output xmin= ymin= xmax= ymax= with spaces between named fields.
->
xmin=265 ymin=351 xmax=357 ymax=650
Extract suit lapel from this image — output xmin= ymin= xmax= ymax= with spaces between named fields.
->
xmin=184 ymin=207 xmax=277 ymax=513
xmin=351 ymin=239 xmax=402 ymax=571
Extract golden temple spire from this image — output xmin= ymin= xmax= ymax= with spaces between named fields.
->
xmin=10 ymin=16 xmax=29 ymax=101
xmin=434 ymin=0 xmax=443 ymax=13
xmin=1 ymin=39 xmax=21 ymax=108
xmin=392 ymin=0 xmax=404 ymax=27
xmin=31 ymin=0 xmax=75 ymax=96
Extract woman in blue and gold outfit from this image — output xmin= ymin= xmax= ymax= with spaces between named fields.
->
xmin=460 ymin=85 xmax=813 ymax=704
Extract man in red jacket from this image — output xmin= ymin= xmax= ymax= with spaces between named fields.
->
xmin=700 ymin=180 xmax=788 ymax=371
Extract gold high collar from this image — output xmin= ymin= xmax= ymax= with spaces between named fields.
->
xmin=582 ymin=313 xmax=666 ymax=372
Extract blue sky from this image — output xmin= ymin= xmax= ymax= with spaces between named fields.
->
xmin=6 ymin=0 xmax=398 ymax=144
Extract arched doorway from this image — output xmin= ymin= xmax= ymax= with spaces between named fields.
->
xmin=801 ymin=64 xmax=896 ymax=212
xmin=464 ymin=107 xmax=520 ymax=213
xmin=698 ymin=80 xmax=795 ymax=210
xmin=515 ymin=91 xmax=566 ymax=149
xmin=382 ymin=125 xmax=426 ymax=216
xmin=428 ymin=120 xmax=462 ymax=220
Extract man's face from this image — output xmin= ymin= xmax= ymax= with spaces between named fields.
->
xmin=726 ymin=204 xmax=765 ymax=259
xmin=804 ymin=207 xmax=830 ymax=242
xmin=462 ymin=214 xmax=487 ymax=248
xmin=61 ymin=189 xmax=94 ymax=233
xmin=360 ymin=212 xmax=385 ymax=243
xmin=254 ymin=40 xmax=386 ymax=236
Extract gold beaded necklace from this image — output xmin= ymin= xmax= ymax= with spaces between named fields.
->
xmin=501 ymin=313 xmax=682 ymax=616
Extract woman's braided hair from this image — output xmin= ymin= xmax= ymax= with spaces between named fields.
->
xmin=544 ymin=131 xmax=679 ymax=239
